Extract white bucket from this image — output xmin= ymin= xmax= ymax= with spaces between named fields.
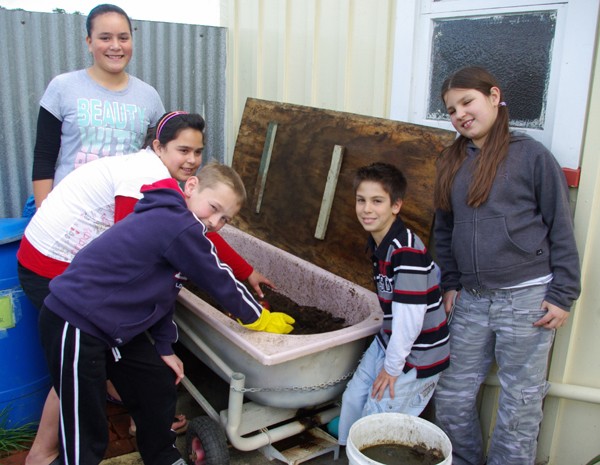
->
xmin=346 ymin=413 xmax=452 ymax=465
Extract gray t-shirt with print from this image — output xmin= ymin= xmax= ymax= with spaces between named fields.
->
xmin=41 ymin=69 xmax=165 ymax=185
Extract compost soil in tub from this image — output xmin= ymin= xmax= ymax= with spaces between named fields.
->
xmin=183 ymin=283 xmax=347 ymax=334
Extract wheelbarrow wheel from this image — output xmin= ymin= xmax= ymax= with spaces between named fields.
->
xmin=185 ymin=416 xmax=230 ymax=465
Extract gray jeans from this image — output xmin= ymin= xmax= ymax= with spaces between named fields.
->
xmin=434 ymin=284 xmax=554 ymax=465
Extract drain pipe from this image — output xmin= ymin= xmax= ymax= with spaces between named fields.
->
xmin=225 ymin=372 xmax=340 ymax=452
xmin=485 ymin=374 xmax=600 ymax=404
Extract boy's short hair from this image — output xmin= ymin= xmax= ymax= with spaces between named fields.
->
xmin=197 ymin=162 xmax=247 ymax=206
xmin=353 ymin=162 xmax=407 ymax=203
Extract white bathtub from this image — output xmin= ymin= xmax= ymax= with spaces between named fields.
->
xmin=174 ymin=224 xmax=382 ymax=409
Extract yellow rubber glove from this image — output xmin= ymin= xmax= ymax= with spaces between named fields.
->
xmin=242 ymin=308 xmax=295 ymax=334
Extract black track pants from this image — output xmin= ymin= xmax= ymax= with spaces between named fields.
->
xmin=39 ymin=306 xmax=182 ymax=465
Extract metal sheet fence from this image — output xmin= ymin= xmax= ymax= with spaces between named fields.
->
xmin=0 ymin=8 xmax=226 ymax=218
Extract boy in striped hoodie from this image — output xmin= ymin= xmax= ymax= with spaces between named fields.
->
xmin=337 ymin=162 xmax=450 ymax=445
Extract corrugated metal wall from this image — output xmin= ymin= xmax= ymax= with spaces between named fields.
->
xmin=0 ymin=8 xmax=226 ymax=218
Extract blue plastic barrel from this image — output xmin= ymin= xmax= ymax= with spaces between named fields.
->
xmin=0 ymin=218 xmax=51 ymax=427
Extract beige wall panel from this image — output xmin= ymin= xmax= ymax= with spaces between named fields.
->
xmin=547 ymin=28 xmax=600 ymax=465
xmin=283 ymin=1 xmax=316 ymax=104
xmin=552 ymin=401 xmax=600 ymax=464
xmin=569 ymin=30 xmax=600 ymax=386
xmin=312 ymin=0 xmax=351 ymax=110
xmin=225 ymin=0 xmax=395 ymax=162
xmin=345 ymin=1 xmax=395 ymax=116
xmin=258 ymin=2 xmax=287 ymax=98
xmin=226 ymin=0 xmax=259 ymax=156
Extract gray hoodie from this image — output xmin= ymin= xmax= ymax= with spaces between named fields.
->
xmin=434 ymin=132 xmax=581 ymax=311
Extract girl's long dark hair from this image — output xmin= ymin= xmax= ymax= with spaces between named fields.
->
xmin=434 ymin=67 xmax=510 ymax=211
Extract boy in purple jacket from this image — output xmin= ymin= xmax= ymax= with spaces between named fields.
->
xmin=38 ymin=163 xmax=294 ymax=465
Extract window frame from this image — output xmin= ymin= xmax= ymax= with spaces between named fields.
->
xmin=390 ymin=0 xmax=599 ymax=169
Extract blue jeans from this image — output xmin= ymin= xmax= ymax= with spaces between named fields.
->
xmin=434 ymin=284 xmax=554 ymax=465
xmin=338 ymin=340 xmax=439 ymax=445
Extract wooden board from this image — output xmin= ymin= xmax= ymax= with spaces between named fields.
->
xmin=230 ymin=98 xmax=455 ymax=289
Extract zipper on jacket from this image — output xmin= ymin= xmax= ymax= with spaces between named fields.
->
xmin=472 ymin=208 xmax=481 ymax=288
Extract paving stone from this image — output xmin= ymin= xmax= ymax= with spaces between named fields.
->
xmin=104 ymin=438 xmax=137 ymax=459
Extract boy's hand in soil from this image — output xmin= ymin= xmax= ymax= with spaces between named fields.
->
xmin=241 ymin=308 xmax=295 ymax=334
xmin=161 ymin=354 xmax=185 ymax=384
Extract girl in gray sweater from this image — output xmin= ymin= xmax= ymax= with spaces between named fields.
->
xmin=433 ymin=66 xmax=580 ymax=465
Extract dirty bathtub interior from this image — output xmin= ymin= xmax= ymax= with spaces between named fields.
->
xmin=175 ymin=223 xmax=383 ymax=410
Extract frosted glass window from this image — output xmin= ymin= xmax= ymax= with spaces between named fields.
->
xmin=427 ymin=11 xmax=556 ymax=129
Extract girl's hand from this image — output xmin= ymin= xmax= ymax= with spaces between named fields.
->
xmin=533 ymin=301 xmax=569 ymax=329
xmin=161 ymin=354 xmax=185 ymax=384
xmin=247 ymin=270 xmax=276 ymax=298
xmin=443 ymin=290 xmax=458 ymax=314
xmin=371 ymin=368 xmax=398 ymax=401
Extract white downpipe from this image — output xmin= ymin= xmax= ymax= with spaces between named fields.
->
xmin=225 ymin=372 xmax=340 ymax=452
xmin=485 ymin=374 xmax=600 ymax=404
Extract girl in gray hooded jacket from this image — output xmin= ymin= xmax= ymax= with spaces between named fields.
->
xmin=432 ymin=66 xmax=580 ymax=465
